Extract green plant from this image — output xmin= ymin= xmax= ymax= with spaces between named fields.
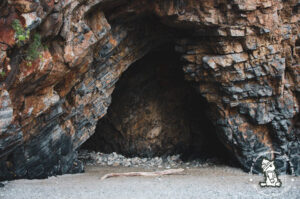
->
xmin=26 ymin=33 xmax=43 ymax=62
xmin=11 ymin=19 xmax=30 ymax=45
xmin=0 ymin=71 xmax=5 ymax=77
xmin=26 ymin=61 xmax=32 ymax=67
xmin=12 ymin=20 xmax=45 ymax=66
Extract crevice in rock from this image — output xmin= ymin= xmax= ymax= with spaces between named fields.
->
xmin=296 ymin=39 xmax=300 ymax=56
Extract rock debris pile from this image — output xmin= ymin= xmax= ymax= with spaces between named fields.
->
xmin=78 ymin=150 xmax=222 ymax=169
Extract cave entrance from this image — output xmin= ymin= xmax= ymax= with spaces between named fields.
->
xmin=82 ymin=43 xmax=232 ymax=163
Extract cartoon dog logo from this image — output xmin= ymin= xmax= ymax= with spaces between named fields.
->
xmin=259 ymin=158 xmax=282 ymax=187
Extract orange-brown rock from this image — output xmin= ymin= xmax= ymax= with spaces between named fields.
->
xmin=0 ymin=0 xmax=299 ymax=179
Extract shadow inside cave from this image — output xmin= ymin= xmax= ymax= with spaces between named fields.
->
xmin=81 ymin=43 xmax=237 ymax=166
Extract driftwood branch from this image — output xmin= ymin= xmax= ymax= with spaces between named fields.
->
xmin=100 ymin=168 xmax=184 ymax=180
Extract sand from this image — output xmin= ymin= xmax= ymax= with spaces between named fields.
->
xmin=0 ymin=165 xmax=299 ymax=199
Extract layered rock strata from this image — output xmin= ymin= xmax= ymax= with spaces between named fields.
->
xmin=0 ymin=0 xmax=299 ymax=179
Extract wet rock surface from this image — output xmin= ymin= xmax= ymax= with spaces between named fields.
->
xmin=0 ymin=0 xmax=299 ymax=179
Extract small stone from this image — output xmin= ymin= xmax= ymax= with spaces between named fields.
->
xmin=131 ymin=157 xmax=140 ymax=165
xmin=113 ymin=162 xmax=120 ymax=167
xmin=112 ymin=152 xmax=118 ymax=158
xmin=171 ymin=155 xmax=180 ymax=161
xmin=124 ymin=162 xmax=131 ymax=167
xmin=107 ymin=161 xmax=113 ymax=166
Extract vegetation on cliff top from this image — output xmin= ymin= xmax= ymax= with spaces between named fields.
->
xmin=12 ymin=19 xmax=30 ymax=46
xmin=12 ymin=19 xmax=46 ymax=66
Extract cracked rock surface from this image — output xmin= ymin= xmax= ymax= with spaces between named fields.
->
xmin=0 ymin=0 xmax=299 ymax=179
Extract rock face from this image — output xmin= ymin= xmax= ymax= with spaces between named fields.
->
xmin=0 ymin=0 xmax=299 ymax=179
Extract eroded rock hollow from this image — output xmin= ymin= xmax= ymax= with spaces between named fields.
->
xmin=0 ymin=0 xmax=299 ymax=179
xmin=82 ymin=44 xmax=228 ymax=159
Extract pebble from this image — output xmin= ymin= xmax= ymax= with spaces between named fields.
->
xmin=78 ymin=150 xmax=222 ymax=169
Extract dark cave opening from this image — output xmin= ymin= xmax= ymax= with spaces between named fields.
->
xmin=82 ymin=43 xmax=234 ymax=164
xmin=296 ymin=39 xmax=300 ymax=56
